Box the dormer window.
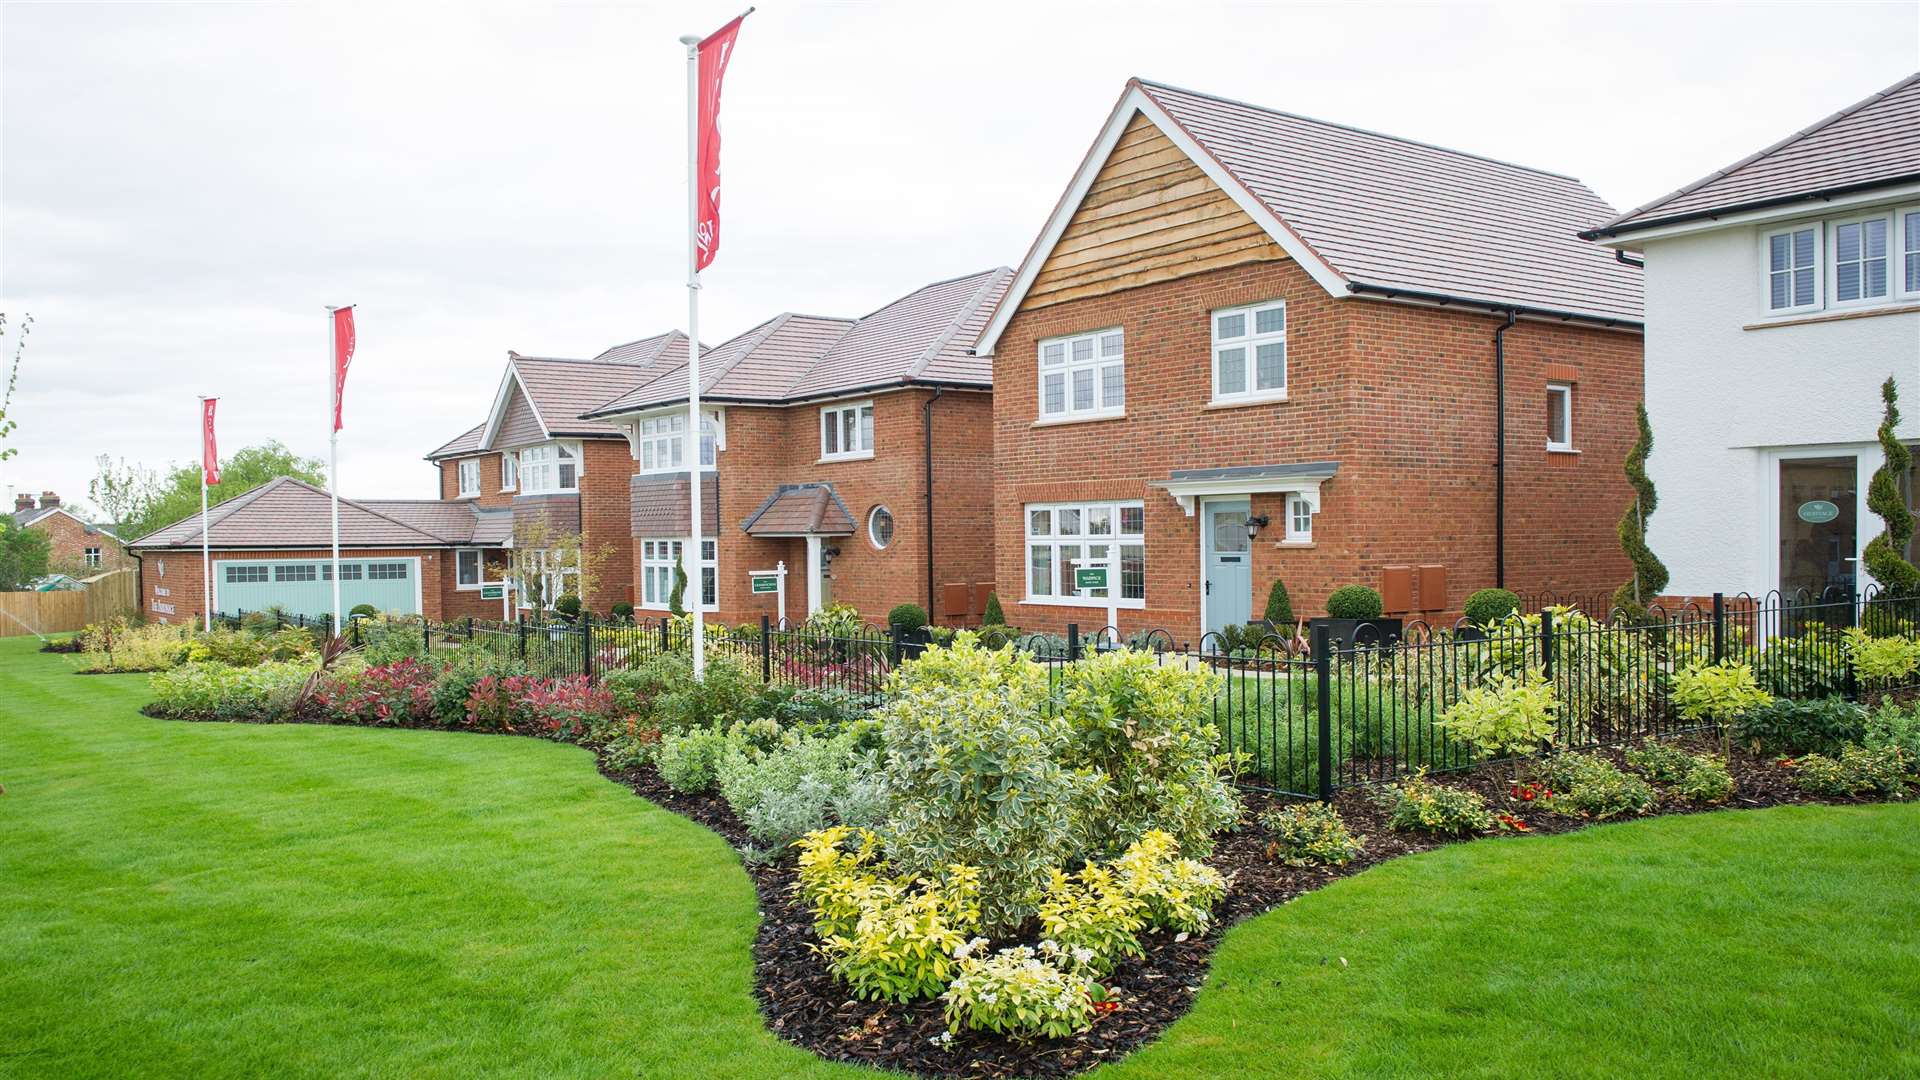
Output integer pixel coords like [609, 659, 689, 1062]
[457, 458, 480, 498]
[520, 441, 580, 494]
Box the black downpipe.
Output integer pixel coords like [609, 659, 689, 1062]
[1493, 310, 1517, 588]
[1614, 250, 1645, 269]
[923, 387, 944, 618]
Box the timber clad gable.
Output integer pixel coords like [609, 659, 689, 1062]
[1027, 116, 1289, 309]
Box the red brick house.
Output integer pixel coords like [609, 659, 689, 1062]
[127, 477, 512, 625]
[581, 269, 1011, 627]
[12, 491, 131, 576]
[974, 80, 1645, 641]
[424, 332, 695, 616]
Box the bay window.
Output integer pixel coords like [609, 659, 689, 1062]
[821, 401, 875, 459]
[640, 538, 717, 610]
[1037, 328, 1124, 421]
[519, 441, 580, 494]
[1211, 300, 1287, 402]
[1024, 500, 1145, 607]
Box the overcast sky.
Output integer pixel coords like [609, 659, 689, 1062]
[2, 1, 1916, 519]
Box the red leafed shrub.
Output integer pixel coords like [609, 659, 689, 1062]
[524, 675, 616, 740]
[464, 675, 543, 733]
[316, 658, 437, 726]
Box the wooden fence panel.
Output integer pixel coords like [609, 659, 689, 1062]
[0, 570, 136, 637]
[83, 569, 138, 624]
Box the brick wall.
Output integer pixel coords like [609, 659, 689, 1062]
[28, 512, 134, 575]
[991, 258, 1642, 641]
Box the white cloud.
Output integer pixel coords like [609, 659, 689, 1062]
[2, 0, 1914, 516]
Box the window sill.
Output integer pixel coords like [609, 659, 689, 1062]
[455, 493, 480, 501]
[1032, 412, 1127, 429]
[817, 451, 875, 464]
[1206, 393, 1289, 410]
[1745, 301, 1920, 330]
[1018, 596, 1146, 610]
[454, 584, 484, 592]
[1547, 446, 1580, 455]
[1274, 540, 1315, 549]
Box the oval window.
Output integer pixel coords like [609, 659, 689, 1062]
[868, 505, 895, 550]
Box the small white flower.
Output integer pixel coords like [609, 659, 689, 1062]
[1072, 946, 1095, 965]
[930, 1032, 955, 1049]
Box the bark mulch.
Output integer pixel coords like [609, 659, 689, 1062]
[599, 736, 1902, 1080]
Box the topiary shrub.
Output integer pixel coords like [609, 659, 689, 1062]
[1864, 377, 1920, 598]
[886, 603, 928, 633]
[552, 593, 582, 623]
[1263, 578, 1295, 627]
[1613, 402, 1670, 617]
[669, 554, 688, 617]
[349, 603, 379, 619]
[610, 601, 634, 622]
[982, 591, 1006, 627]
[1462, 588, 1522, 626]
[1324, 585, 1384, 621]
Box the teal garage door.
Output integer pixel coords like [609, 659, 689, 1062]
[213, 558, 421, 619]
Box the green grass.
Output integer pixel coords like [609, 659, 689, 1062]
[2, 636, 1916, 1079]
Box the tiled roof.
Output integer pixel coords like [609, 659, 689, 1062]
[739, 483, 855, 536]
[591, 330, 693, 366]
[426, 423, 484, 461]
[582, 269, 1012, 420]
[630, 472, 720, 536]
[1133, 80, 1642, 324]
[129, 477, 509, 550]
[1589, 71, 1920, 238]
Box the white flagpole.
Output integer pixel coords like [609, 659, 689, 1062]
[680, 32, 707, 680]
[198, 396, 211, 632]
[327, 305, 342, 633]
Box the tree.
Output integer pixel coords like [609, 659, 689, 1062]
[1612, 402, 1669, 618]
[506, 515, 608, 617]
[982, 591, 1006, 626]
[1262, 577, 1295, 627]
[118, 441, 325, 540]
[0, 521, 51, 590]
[88, 455, 161, 530]
[0, 312, 30, 463]
[1864, 377, 1920, 598]
[668, 551, 688, 617]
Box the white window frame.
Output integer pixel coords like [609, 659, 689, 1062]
[1022, 500, 1146, 609]
[1828, 211, 1894, 308]
[1546, 382, 1574, 452]
[1761, 222, 1822, 316]
[820, 401, 876, 461]
[518, 440, 582, 494]
[1210, 300, 1288, 404]
[1897, 206, 1920, 300]
[1284, 495, 1314, 543]
[83, 547, 102, 569]
[500, 450, 517, 492]
[455, 549, 483, 590]
[635, 409, 721, 474]
[638, 537, 717, 611]
[457, 458, 481, 498]
[867, 505, 894, 550]
[1036, 327, 1125, 422]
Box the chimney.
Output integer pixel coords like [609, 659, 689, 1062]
[13, 492, 33, 513]
[39, 491, 61, 510]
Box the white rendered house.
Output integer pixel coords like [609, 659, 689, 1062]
[1585, 72, 1920, 602]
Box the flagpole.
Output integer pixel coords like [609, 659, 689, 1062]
[327, 305, 342, 633]
[198, 396, 211, 633]
[681, 31, 706, 680]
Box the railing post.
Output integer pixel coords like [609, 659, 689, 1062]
[888, 624, 903, 668]
[582, 613, 595, 680]
[760, 614, 772, 683]
[423, 618, 431, 654]
[1067, 623, 1081, 662]
[1314, 622, 1333, 802]
[1711, 592, 1726, 665]
[660, 616, 671, 652]
[1540, 606, 1555, 681]
[517, 613, 528, 660]
[466, 615, 474, 641]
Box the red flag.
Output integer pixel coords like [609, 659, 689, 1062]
[201, 398, 221, 485]
[694, 13, 747, 271]
[332, 306, 356, 432]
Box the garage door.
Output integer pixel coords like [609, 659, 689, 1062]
[213, 558, 421, 620]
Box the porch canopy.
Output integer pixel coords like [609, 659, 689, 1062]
[738, 483, 855, 537]
[1151, 461, 1339, 515]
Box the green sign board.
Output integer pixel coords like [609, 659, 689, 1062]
[1074, 567, 1109, 591]
[480, 584, 504, 600]
[1798, 500, 1840, 524]
[751, 575, 780, 594]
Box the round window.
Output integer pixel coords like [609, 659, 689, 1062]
[868, 505, 895, 550]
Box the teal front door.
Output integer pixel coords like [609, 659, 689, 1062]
[1203, 499, 1252, 637]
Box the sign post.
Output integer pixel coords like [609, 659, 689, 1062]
[486, 575, 515, 620]
[1069, 551, 1120, 647]
[749, 560, 787, 625]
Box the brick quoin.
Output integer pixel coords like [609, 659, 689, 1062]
[991, 258, 1642, 642]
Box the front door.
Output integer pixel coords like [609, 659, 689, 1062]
[1779, 456, 1858, 602]
[1203, 499, 1252, 636]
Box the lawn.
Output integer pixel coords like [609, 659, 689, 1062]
[2, 635, 1916, 1078]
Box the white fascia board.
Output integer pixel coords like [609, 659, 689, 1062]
[478, 364, 549, 451]
[973, 85, 1349, 358]
[1596, 179, 1920, 249]
[1153, 474, 1330, 516]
